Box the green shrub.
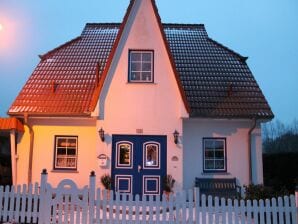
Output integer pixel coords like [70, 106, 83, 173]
[244, 184, 289, 200]
[100, 174, 112, 190]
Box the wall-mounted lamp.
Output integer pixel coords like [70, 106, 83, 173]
[98, 128, 105, 142]
[173, 130, 179, 144]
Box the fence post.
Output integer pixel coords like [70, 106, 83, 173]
[38, 169, 48, 224]
[89, 171, 96, 224]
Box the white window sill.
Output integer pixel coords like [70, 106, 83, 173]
[201, 172, 231, 176]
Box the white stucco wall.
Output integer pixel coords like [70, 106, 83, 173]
[16, 117, 98, 188]
[183, 119, 263, 191]
[96, 0, 188, 191]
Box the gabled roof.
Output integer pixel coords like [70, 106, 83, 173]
[8, 4, 273, 119]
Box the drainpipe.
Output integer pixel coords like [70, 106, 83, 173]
[248, 118, 257, 185]
[9, 129, 17, 185]
[24, 113, 34, 185]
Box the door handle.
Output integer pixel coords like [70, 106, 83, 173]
[138, 165, 142, 173]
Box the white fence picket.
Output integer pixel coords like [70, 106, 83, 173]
[289, 195, 296, 224]
[284, 196, 291, 224]
[240, 199, 246, 224]
[32, 183, 39, 223]
[265, 198, 272, 224]
[247, 199, 253, 223]
[260, 199, 265, 224]
[0, 171, 297, 224]
[278, 196, 285, 224]
[272, 197, 278, 224]
[8, 186, 15, 221]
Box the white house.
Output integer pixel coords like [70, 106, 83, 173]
[6, 0, 273, 196]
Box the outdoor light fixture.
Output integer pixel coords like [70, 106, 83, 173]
[173, 130, 179, 144]
[98, 128, 105, 142]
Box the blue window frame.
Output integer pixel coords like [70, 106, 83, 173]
[129, 50, 154, 83]
[203, 138, 227, 172]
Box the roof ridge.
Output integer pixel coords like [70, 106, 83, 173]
[163, 23, 205, 29]
[83, 22, 205, 30]
[207, 37, 248, 62]
[39, 36, 82, 61]
[85, 22, 121, 26]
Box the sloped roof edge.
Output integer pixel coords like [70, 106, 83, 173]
[207, 37, 248, 62]
[151, 0, 191, 113]
[88, 0, 135, 111]
[39, 36, 82, 61]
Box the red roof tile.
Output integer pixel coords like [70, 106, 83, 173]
[0, 118, 24, 132]
[8, 1, 273, 119]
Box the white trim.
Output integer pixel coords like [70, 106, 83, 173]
[143, 175, 160, 195]
[115, 175, 132, 193]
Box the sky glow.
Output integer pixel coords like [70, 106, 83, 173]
[0, 0, 297, 124]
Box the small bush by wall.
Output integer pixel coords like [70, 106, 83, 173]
[263, 152, 298, 194]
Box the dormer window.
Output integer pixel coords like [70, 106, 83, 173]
[129, 50, 154, 83]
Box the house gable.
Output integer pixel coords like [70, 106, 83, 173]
[97, 0, 189, 123]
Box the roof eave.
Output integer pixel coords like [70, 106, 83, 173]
[7, 111, 92, 118]
[189, 113, 274, 120]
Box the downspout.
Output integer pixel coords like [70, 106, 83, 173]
[248, 118, 257, 185]
[24, 113, 34, 185]
[9, 130, 17, 185]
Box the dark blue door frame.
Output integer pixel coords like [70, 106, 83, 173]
[111, 135, 167, 197]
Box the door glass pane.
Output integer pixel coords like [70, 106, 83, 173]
[117, 142, 133, 168]
[144, 143, 159, 168]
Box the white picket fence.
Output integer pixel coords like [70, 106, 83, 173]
[0, 170, 297, 224]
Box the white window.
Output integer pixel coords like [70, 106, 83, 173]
[129, 50, 153, 82]
[54, 136, 78, 170]
[203, 138, 226, 172]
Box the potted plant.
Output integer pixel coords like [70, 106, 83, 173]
[100, 174, 112, 200]
[163, 174, 175, 200]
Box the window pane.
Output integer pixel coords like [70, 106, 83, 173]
[56, 157, 67, 167]
[141, 72, 152, 81]
[119, 144, 131, 165]
[142, 62, 152, 71]
[57, 148, 66, 155]
[145, 144, 159, 167]
[131, 62, 141, 71]
[204, 140, 214, 150]
[205, 160, 214, 169]
[131, 72, 140, 81]
[131, 52, 141, 61]
[214, 140, 224, 150]
[215, 160, 224, 169]
[58, 139, 67, 147]
[67, 158, 76, 167]
[205, 150, 214, 159]
[142, 53, 152, 62]
[214, 150, 224, 159]
[68, 148, 76, 155]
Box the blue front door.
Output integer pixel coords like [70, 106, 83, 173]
[112, 135, 167, 197]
